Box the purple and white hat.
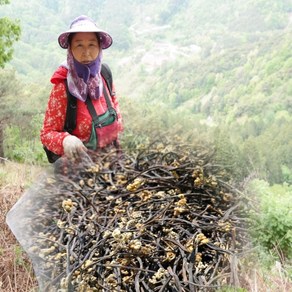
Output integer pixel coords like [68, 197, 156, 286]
[58, 15, 113, 49]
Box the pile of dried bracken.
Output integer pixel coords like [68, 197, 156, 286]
[7, 141, 249, 291]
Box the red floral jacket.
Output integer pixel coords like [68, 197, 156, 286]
[40, 66, 123, 156]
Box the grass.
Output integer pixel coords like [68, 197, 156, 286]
[239, 260, 292, 292]
[0, 161, 41, 292]
[0, 161, 291, 291]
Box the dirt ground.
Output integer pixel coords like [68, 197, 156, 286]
[0, 162, 41, 292]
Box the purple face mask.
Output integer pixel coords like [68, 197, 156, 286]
[73, 55, 101, 83]
[66, 48, 103, 102]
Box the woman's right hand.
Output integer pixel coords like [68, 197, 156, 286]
[63, 135, 87, 159]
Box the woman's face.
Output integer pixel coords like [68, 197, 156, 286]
[70, 32, 100, 64]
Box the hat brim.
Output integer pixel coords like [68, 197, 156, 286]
[58, 28, 113, 50]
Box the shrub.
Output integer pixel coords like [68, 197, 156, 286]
[3, 114, 47, 164]
[247, 179, 292, 260]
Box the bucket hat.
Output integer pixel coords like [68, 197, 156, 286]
[58, 15, 113, 49]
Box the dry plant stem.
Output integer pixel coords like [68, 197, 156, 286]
[8, 143, 250, 291]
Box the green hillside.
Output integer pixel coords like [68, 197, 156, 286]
[1, 1, 292, 289]
[0, 0, 291, 183]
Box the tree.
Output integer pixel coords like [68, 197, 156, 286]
[0, 69, 20, 158]
[0, 0, 21, 68]
[0, 0, 21, 159]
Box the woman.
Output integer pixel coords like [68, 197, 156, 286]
[40, 15, 123, 161]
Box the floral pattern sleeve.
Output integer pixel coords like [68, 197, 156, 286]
[40, 82, 70, 155]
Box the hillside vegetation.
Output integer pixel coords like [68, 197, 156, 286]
[0, 0, 291, 183]
[0, 0, 292, 290]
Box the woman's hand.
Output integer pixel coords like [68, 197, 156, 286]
[63, 135, 87, 158]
